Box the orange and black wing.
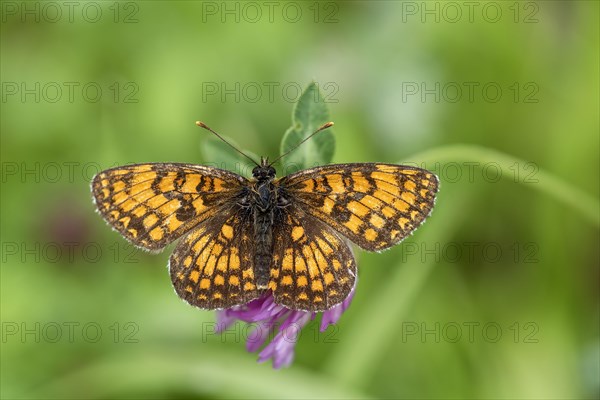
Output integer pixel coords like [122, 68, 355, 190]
[169, 207, 263, 309]
[278, 163, 438, 252]
[91, 163, 247, 251]
[269, 204, 356, 312]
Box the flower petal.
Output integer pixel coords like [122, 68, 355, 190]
[214, 283, 356, 368]
[320, 285, 356, 332]
[246, 321, 275, 352]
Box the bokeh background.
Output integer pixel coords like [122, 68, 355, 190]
[1, 1, 598, 399]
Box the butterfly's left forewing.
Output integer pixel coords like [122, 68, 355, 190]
[92, 163, 247, 251]
[279, 163, 438, 251]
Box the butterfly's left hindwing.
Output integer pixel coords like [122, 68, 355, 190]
[92, 163, 247, 251]
[169, 208, 263, 309]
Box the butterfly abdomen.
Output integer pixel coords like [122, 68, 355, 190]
[254, 210, 273, 288]
[252, 179, 276, 288]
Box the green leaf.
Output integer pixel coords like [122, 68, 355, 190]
[279, 82, 335, 173]
[201, 135, 259, 179]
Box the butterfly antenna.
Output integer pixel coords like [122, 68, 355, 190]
[268, 122, 334, 167]
[196, 121, 259, 167]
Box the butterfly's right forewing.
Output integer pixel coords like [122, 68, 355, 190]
[279, 163, 438, 252]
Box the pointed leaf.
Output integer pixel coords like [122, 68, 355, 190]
[279, 82, 335, 173]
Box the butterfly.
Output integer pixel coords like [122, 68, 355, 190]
[91, 122, 438, 312]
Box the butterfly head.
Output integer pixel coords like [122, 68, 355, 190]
[252, 156, 276, 181]
[196, 120, 333, 182]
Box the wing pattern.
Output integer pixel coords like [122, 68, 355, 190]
[269, 204, 356, 312]
[92, 163, 246, 251]
[169, 207, 263, 309]
[278, 163, 438, 251]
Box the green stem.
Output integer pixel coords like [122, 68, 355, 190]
[324, 144, 599, 390]
[25, 349, 370, 399]
[323, 192, 465, 390]
[405, 144, 599, 227]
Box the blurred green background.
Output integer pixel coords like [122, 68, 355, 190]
[1, 1, 599, 399]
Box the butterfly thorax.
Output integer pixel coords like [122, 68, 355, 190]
[251, 158, 278, 288]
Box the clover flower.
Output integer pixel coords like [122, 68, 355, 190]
[216, 286, 356, 369]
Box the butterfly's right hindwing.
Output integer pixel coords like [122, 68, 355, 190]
[269, 204, 356, 312]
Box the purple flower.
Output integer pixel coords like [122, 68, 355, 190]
[215, 286, 356, 369]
